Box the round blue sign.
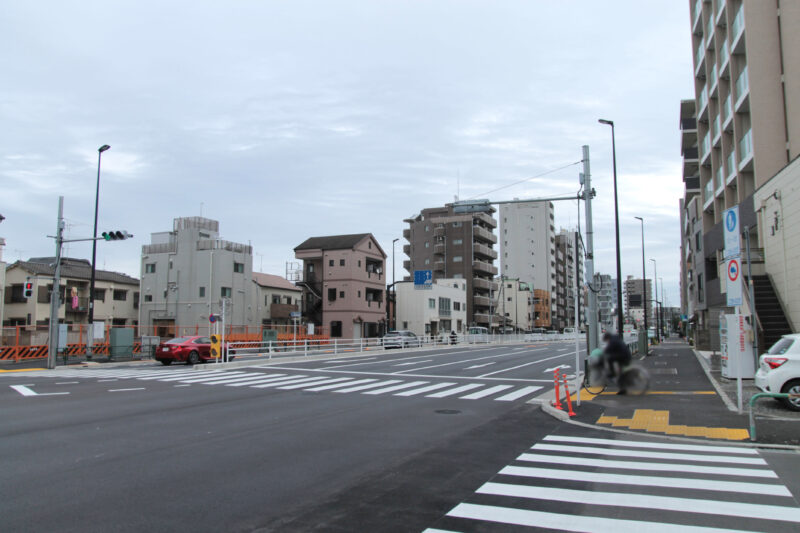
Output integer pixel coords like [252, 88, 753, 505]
[725, 210, 737, 232]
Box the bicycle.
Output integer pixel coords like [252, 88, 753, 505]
[583, 357, 650, 395]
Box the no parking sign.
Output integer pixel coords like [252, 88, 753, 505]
[726, 257, 742, 306]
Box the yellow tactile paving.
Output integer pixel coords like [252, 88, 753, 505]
[596, 409, 749, 441]
[0, 368, 46, 372]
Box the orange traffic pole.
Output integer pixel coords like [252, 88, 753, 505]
[562, 374, 576, 417]
[553, 369, 563, 410]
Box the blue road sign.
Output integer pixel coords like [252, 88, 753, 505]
[414, 269, 433, 285]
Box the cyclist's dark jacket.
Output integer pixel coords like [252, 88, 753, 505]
[604, 334, 632, 367]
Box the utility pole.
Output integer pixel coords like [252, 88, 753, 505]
[581, 145, 598, 353]
[47, 197, 65, 369]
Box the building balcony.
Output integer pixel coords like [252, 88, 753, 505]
[65, 297, 89, 314]
[403, 260, 411, 272]
[735, 66, 749, 111]
[703, 180, 714, 211]
[434, 243, 445, 255]
[472, 277, 498, 292]
[694, 43, 706, 78]
[719, 41, 730, 78]
[402, 244, 411, 255]
[472, 260, 497, 276]
[715, 167, 725, 196]
[473, 211, 497, 228]
[726, 152, 737, 184]
[473, 313, 492, 325]
[403, 228, 411, 240]
[722, 94, 733, 131]
[473, 242, 497, 260]
[473, 296, 493, 308]
[712, 115, 721, 146]
[472, 225, 497, 244]
[439, 308, 452, 318]
[700, 132, 711, 166]
[433, 226, 445, 238]
[433, 260, 445, 272]
[731, 5, 745, 53]
[692, 0, 703, 34]
[705, 16, 715, 49]
[738, 129, 753, 172]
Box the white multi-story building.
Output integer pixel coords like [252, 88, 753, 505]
[395, 278, 468, 337]
[251, 272, 302, 328]
[139, 216, 253, 337]
[495, 278, 533, 332]
[499, 200, 556, 327]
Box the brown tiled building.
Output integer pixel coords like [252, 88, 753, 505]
[403, 201, 498, 329]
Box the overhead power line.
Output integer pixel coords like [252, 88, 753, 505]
[466, 160, 583, 200]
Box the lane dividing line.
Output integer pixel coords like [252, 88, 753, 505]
[10, 385, 70, 397]
[108, 388, 146, 392]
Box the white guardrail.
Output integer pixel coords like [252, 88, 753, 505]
[226, 332, 585, 360]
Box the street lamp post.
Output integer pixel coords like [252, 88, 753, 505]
[88, 144, 110, 358]
[598, 119, 624, 335]
[392, 237, 399, 331]
[650, 258, 660, 343]
[634, 217, 648, 344]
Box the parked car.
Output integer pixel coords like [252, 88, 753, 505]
[155, 335, 234, 365]
[382, 330, 421, 349]
[755, 333, 800, 411]
[466, 326, 489, 343]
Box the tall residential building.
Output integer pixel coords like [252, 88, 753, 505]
[403, 200, 498, 329]
[139, 216, 253, 337]
[495, 278, 533, 332]
[499, 201, 556, 324]
[553, 229, 583, 331]
[685, 0, 800, 349]
[623, 276, 653, 328]
[594, 273, 616, 332]
[294, 233, 387, 339]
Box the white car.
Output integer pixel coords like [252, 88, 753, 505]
[754, 333, 800, 411]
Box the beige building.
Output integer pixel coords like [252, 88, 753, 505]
[294, 233, 387, 339]
[3, 258, 139, 343]
[395, 278, 468, 336]
[683, 0, 800, 349]
[252, 272, 302, 328]
[495, 278, 533, 333]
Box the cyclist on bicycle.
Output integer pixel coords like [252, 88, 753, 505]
[602, 332, 632, 394]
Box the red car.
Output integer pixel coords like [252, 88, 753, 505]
[155, 336, 234, 365]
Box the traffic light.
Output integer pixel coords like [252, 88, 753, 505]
[210, 334, 221, 359]
[23, 280, 33, 299]
[102, 230, 133, 241]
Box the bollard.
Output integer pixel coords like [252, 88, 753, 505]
[562, 374, 576, 417]
[749, 392, 800, 441]
[553, 369, 563, 410]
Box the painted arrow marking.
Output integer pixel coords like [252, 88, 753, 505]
[394, 360, 433, 366]
[545, 364, 571, 373]
[10, 385, 70, 397]
[465, 362, 496, 369]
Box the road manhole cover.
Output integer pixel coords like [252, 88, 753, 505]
[435, 409, 461, 415]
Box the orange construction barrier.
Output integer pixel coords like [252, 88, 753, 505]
[552, 369, 563, 410]
[562, 374, 576, 417]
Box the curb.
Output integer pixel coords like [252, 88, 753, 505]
[692, 347, 739, 412]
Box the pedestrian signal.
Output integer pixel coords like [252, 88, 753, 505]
[210, 334, 221, 358]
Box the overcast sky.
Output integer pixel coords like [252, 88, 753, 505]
[1, 1, 692, 308]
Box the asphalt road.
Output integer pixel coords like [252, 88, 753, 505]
[3, 340, 799, 532]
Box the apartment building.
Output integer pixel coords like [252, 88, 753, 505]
[3, 257, 139, 329]
[403, 200, 498, 329]
[684, 0, 800, 348]
[294, 233, 387, 339]
[623, 276, 653, 329]
[139, 216, 253, 337]
[251, 272, 302, 328]
[553, 229, 583, 331]
[395, 278, 468, 336]
[594, 273, 617, 332]
[498, 201, 556, 326]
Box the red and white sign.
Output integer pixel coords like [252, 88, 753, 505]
[726, 258, 742, 306]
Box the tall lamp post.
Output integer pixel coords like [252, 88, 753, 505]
[634, 217, 648, 343]
[391, 237, 399, 331]
[650, 258, 660, 343]
[598, 119, 624, 335]
[88, 144, 110, 357]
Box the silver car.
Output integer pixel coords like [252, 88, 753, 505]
[383, 330, 421, 349]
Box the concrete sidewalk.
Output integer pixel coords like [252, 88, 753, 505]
[543, 338, 800, 447]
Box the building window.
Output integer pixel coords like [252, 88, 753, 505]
[272, 295, 281, 304]
[340, 259, 345, 266]
[221, 287, 232, 298]
[234, 262, 244, 273]
[425, 225, 429, 232]
[428, 298, 436, 309]
[331, 321, 343, 337]
[424, 258, 430, 265]
[329, 259, 334, 267]
[93, 289, 105, 302]
[199, 287, 205, 298]
[328, 288, 337, 301]
[169, 260, 173, 270]
[358, 260, 362, 267]
[453, 222, 461, 227]
[358, 291, 361, 298]
[453, 256, 463, 262]
[425, 242, 430, 248]
[113, 290, 127, 301]
[144, 294, 153, 302]
[339, 291, 345, 298]
[402, 321, 408, 329]
[145, 263, 156, 273]
[453, 239, 462, 245]
[454, 302, 461, 311]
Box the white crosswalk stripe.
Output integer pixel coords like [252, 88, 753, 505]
[22, 368, 544, 403]
[428, 433, 800, 532]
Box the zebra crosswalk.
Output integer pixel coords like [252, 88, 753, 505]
[37, 367, 544, 403]
[425, 434, 800, 532]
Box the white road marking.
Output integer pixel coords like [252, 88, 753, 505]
[516, 453, 776, 478]
[305, 378, 374, 392]
[394, 382, 457, 396]
[460, 385, 514, 399]
[251, 376, 335, 389]
[174, 384, 191, 387]
[499, 465, 792, 496]
[10, 385, 70, 397]
[278, 377, 353, 390]
[426, 383, 484, 398]
[494, 386, 543, 401]
[55, 381, 80, 385]
[170, 372, 252, 383]
[477, 481, 800, 523]
[198, 374, 281, 385]
[477, 352, 575, 378]
[225, 374, 295, 387]
[465, 362, 495, 369]
[531, 443, 766, 465]
[108, 388, 145, 392]
[334, 380, 402, 393]
[544, 364, 570, 373]
[97, 379, 118, 382]
[393, 360, 433, 366]
[448, 502, 751, 533]
[543, 435, 759, 454]
[363, 381, 429, 395]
